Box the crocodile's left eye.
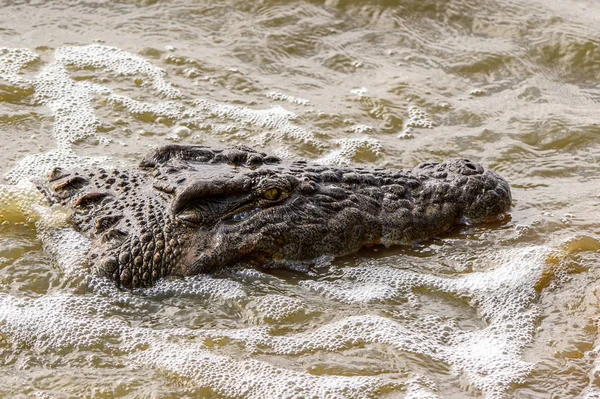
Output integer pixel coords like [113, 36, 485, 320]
[178, 207, 204, 225]
[263, 188, 280, 200]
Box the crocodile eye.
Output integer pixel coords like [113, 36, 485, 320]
[178, 208, 203, 225]
[263, 188, 280, 200]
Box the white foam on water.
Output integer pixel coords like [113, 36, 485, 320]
[34, 60, 104, 146]
[142, 274, 247, 301]
[271, 145, 295, 160]
[36, 44, 180, 149]
[316, 137, 382, 166]
[164, 250, 546, 397]
[133, 343, 395, 399]
[405, 386, 442, 399]
[249, 294, 307, 322]
[197, 314, 442, 358]
[55, 45, 181, 99]
[41, 227, 90, 278]
[193, 99, 317, 145]
[303, 279, 396, 303]
[107, 93, 320, 149]
[266, 91, 310, 106]
[346, 124, 375, 134]
[0, 291, 394, 398]
[401, 106, 434, 137]
[405, 376, 442, 399]
[300, 247, 549, 398]
[0, 294, 121, 352]
[107, 94, 186, 120]
[5, 148, 109, 184]
[406, 106, 433, 128]
[0, 47, 38, 87]
[0, 291, 205, 356]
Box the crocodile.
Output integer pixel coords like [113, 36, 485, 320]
[37, 145, 512, 289]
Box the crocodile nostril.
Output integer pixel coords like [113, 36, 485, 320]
[465, 163, 476, 170]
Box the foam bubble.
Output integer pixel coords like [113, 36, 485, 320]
[55, 45, 181, 99]
[583, 311, 600, 397]
[405, 376, 442, 399]
[142, 274, 247, 301]
[221, 314, 441, 357]
[0, 294, 122, 352]
[303, 279, 396, 303]
[345, 124, 375, 134]
[316, 137, 382, 166]
[194, 99, 317, 145]
[0, 47, 38, 87]
[266, 91, 310, 106]
[271, 146, 295, 159]
[406, 386, 442, 399]
[41, 228, 90, 279]
[34, 61, 103, 146]
[107, 94, 186, 120]
[249, 294, 307, 322]
[401, 106, 434, 137]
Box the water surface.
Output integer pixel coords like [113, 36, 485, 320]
[1, 0, 599, 398]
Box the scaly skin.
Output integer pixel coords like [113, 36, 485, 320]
[36, 145, 512, 289]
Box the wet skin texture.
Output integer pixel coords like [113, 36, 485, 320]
[37, 145, 512, 289]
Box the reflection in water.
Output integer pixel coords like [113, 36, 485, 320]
[0, 0, 599, 397]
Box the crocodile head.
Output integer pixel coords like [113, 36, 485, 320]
[38, 145, 511, 288]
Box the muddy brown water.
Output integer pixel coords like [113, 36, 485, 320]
[0, 0, 599, 398]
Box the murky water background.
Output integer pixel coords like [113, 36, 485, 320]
[0, 0, 599, 398]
